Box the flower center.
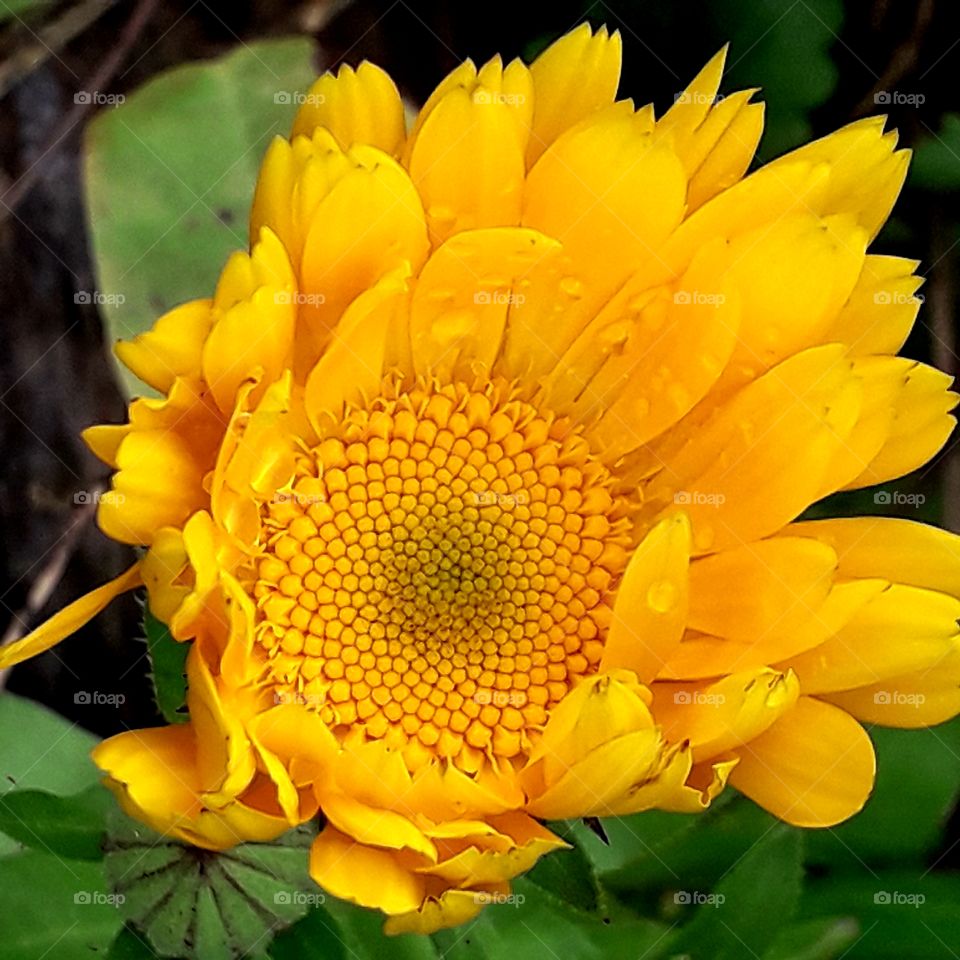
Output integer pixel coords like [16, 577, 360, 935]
[253, 380, 633, 771]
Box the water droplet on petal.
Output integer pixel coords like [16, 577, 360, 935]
[560, 276, 584, 299]
[646, 579, 677, 614]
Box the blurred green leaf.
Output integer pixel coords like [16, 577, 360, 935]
[526, 821, 600, 911]
[708, 0, 843, 159]
[0, 692, 101, 856]
[801, 871, 960, 959]
[323, 898, 438, 960]
[0, 0, 56, 24]
[762, 917, 860, 960]
[104, 812, 319, 959]
[108, 926, 163, 959]
[0, 784, 112, 860]
[432, 878, 673, 960]
[669, 826, 804, 960]
[144, 608, 189, 724]
[84, 37, 317, 394]
[0, 849, 124, 959]
[599, 797, 778, 902]
[910, 114, 960, 191]
[806, 720, 960, 869]
[268, 904, 348, 960]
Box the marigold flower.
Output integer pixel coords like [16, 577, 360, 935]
[3, 23, 959, 934]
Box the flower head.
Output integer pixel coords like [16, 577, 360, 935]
[4, 23, 959, 934]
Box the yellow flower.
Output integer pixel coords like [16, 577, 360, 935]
[3, 23, 959, 933]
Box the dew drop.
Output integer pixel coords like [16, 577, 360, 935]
[560, 276, 584, 299]
[646, 580, 677, 614]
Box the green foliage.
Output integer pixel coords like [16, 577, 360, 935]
[83, 37, 317, 395]
[144, 608, 189, 724]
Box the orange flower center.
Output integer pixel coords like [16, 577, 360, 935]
[253, 380, 633, 771]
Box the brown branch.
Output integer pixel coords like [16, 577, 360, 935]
[0, 0, 161, 223]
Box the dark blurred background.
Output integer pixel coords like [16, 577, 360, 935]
[0, 0, 957, 744]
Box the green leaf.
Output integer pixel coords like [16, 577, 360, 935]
[144, 608, 189, 724]
[806, 720, 960, 869]
[706, 0, 843, 159]
[910, 115, 960, 192]
[104, 811, 320, 959]
[0, 692, 101, 856]
[109, 926, 163, 959]
[0, 784, 112, 860]
[0, 849, 124, 958]
[433, 878, 674, 960]
[598, 796, 777, 902]
[0, 0, 56, 24]
[669, 825, 804, 960]
[323, 898, 439, 960]
[268, 905, 348, 960]
[800, 871, 960, 959]
[762, 917, 860, 960]
[525, 820, 600, 911]
[83, 37, 318, 394]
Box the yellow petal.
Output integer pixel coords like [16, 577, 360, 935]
[647, 344, 861, 553]
[384, 888, 488, 936]
[309, 827, 426, 914]
[762, 117, 908, 241]
[652, 668, 800, 762]
[687, 536, 837, 644]
[824, 255, 922, 355]
[729, 697, 875, 827]
[408, 57, 528, 246]
[556, 238, 740, 453]
[782, 583, 960, 694]
[663, 755, 739, 813]
[410, 227, 561, 382]
[526, 24, 622, 167]
[601, 513, 691, 681]
[846, 361, 956, 488]
[202, 229, 296, 415]
[140, 527, 191, 624]
[298, 145, 428, 367]
[0, 563, 142, 669]
[788, 516, 960, 596]
[304, 264, 411, 431]
[114, 299, 212, 393]
[321, 792, 437, 860]
[290, 61, 405, 155]
[522, 107, 685, 303]
[824, 642, 960, 729]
